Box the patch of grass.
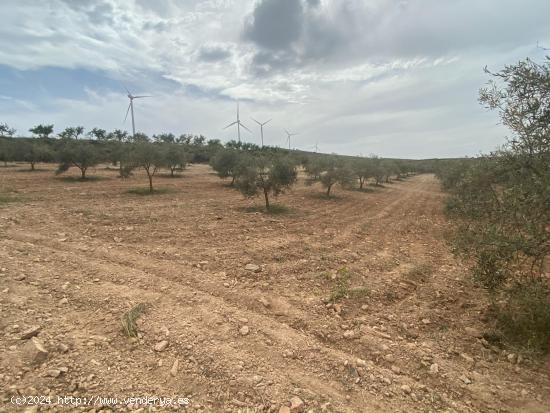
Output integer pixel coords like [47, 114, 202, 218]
[241, 203, 292, 215]
[349, 286, 370, 299]
[497, 281, 550, 354]
[329, 268, 351, 302]
[121, 303, 146, 338]
[406, 263, 434, 283]
[127, 187, 174, 195]
[55, 175, 108, 182]
[0, 194, 18, 205]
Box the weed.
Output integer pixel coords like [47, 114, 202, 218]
[127, 187, 173, 195]
[121, 303, 146, 338]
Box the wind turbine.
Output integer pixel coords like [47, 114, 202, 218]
[251, 117, 272, 147]
[223, 102, 251, 143]
[284, 129, 299, 150]
[124, 87, 151, 138]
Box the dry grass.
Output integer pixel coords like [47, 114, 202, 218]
[121, 303, 146, 338]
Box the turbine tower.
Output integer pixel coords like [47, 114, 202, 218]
[124, 88, 151, 138]
[251, 117, 272, 147]
[223, 102, 251, 143]
[285, 129, 299, 150]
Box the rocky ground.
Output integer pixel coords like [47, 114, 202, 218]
[0, 163, 549, 413]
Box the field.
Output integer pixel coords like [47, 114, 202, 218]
[1, 164, 549, 413]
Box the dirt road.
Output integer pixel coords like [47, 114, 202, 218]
[1, 164, 549, 412]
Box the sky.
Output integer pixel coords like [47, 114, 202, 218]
[0, 0, 549, 159]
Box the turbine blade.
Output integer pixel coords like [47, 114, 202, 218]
[133, 95, 151, 98]
[123, 84, 131, 95]
[223, 121, 238, 130]
[251, 118, 261, 126]
[263, 119, 272, 126]
[123, 103, 131, 123]
[239, 122, 252, 133]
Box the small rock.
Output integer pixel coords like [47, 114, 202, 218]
[429, 363, 439, 375]
[170, 359, 179, 376]
[401, 385, 412, 394]
[239, 326, 250, 336]
[507, 353, 517, 364]
[259, 297, 270, 308]
[391, 365, 401, 375]
[245, 264, 261, 273]
[343, 330, 355, 339]
[20, 326, 41, 340]
[289, 396, 304, 413]
[15, 274, 26, 281]
[23, 337, 48, 365]
[154, 340, 169, 352]
[421, 319, 431, 325]
[24, 407, 38, 413]
[460, 375, 472, 384]
[465, 327, 483, 338]
[46, 369, 61, 378]
[59, 297, 68, 305]
[279, 407, 291, 413]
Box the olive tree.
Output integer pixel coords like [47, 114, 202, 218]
[15, 141, 53, 170]
[210, 149, 243, 185]
[58, 126, 85, 140]
[56, 140, 103, 179]
[352, 158, 374, 189]
[236, 156, 297, 210]
[308, 156, 354, 197]
[0, 138, 14, 166]
[29, 124, 54, 139]
[446, 57, 550, 352]
[161, 143, 188, 177]
[0, 123, 16, 137]
[129, 142, 163, 192]
[87, 128, 107, 140]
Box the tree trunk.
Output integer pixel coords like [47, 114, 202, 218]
[30, 162, 35, 171]
[171, 167, 175, 177]
[119, 162, 123, 178]
[230, 175, 236, 186]
[148, 172, 153, 192]
[326, 184, 332, 197]
[264, 188, 270, 210]
[81, 167, 86, 179]
[359, 177, 364, 189]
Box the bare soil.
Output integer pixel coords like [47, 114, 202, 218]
[1, 163, 549, 413]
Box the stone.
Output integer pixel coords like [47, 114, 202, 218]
[465, 327, 483, 338]
[23, 337, 48, 365]
[421, 319, 431, 325]
[170, 359, 179, 376]
[59, 298, 68, 305]
[391, 365, 401, 375]
[245, 264, 261, 273]
[20, 326, 41, 340]
[401, 385, 412, 394]
[343, 330, 355, 339]
[429, 363, 439, 375]
[259, 297, 270, 308]
[279, 407, 291, 413]
[289, 396, 304, 412]
[239, 326, 250, 336]
[460, 375, 472, 384]
[46, 369, 61, 378]
[154, 340, 169, 352]
[24, 407, 38, 413]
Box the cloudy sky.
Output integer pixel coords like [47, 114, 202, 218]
[1, 0, 549, 158]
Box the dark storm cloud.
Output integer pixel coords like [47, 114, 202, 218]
[243, 0, 550, 74]
[197, 45, 232, 62]
[243, 0, 304, 50]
